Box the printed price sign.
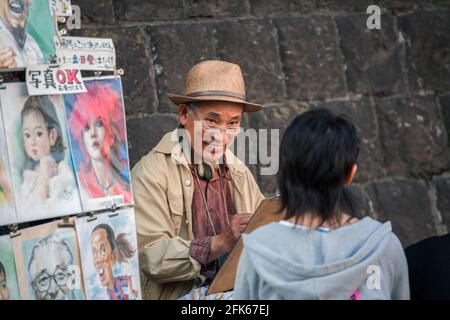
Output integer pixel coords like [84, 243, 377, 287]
[26, 64, 87, 96]
[49, 0, 72, 16]
[55, 36, 116, 71]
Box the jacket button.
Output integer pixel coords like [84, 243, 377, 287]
[185, 180, 191, 186]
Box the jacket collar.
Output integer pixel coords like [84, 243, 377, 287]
[154, 129, 247, 176]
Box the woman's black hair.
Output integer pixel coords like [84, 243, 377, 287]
[277, 108, 361, 226]
[21, 96, 66, 166]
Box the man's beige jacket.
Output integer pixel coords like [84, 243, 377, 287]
[132, 129, 265, 299]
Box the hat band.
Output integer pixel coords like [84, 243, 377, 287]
[187, 90, 246, 101]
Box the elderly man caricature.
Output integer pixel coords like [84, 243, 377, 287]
[27, 235, 77, 300]
[0, 0, 44, 68]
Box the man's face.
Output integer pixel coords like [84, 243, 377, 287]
[0, 0, 31, 29]
[29, 243, 72, 300]
[0, 271, 10, 300]
[91, 229, 115, 288]
[0, 0, 32, 48]
[179, 101, 243, 163]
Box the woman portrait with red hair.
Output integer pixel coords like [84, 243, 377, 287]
[65, 78, 132, 210]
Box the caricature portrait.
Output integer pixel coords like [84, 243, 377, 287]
[27, 234, 76, 300]
[1, 82, 82, 223]
[76, 209, 141, 300]
[0, 235, 20, 300]
[0, 0, 42, 68]
[90, 224, 138, 300]
[65, 78, 133, 211]
[12, 221, 84, 300]
[0, 0, 56, 68]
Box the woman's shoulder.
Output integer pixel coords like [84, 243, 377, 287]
[243, 221, 286, 245]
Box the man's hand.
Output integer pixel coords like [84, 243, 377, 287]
[207, 213, 252, 264]
[0, 47, 17, 69]
[223, 213, 252, 248]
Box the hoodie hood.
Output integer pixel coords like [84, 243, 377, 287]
[241, 217, 395, 299]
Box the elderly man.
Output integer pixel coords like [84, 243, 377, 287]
[132, 60, 265, 300]
[28, 234, 76, 300]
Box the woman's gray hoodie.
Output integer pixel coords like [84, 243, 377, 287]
[234, 217, 410, 300]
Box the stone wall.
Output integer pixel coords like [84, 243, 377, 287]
[72, 0, 450, 247]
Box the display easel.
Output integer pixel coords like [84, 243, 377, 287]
[0, 2, 129, 234]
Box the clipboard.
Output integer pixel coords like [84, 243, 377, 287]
[206, 197, 285, 295]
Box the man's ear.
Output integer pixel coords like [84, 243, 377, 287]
[49, 128, 58, 146]
[344, 164, 358, 186]
[178, 104, 189, 126]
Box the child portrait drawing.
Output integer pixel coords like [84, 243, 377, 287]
[1, 82, 81, 223]
[20, 96, 66, 204]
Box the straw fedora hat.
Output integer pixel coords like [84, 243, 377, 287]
[167, 60, 262, 112]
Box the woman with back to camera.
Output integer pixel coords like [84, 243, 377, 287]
[234, 108, 410, 300]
